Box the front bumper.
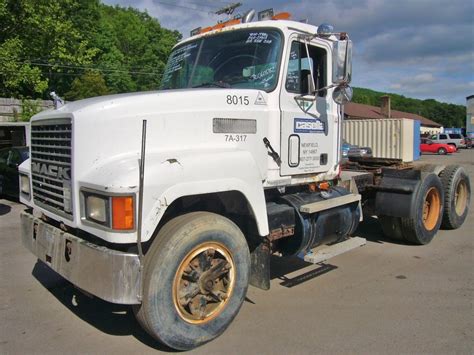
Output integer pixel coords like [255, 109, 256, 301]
[21, 211, 141, 304]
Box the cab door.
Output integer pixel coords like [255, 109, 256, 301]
[279, 36, 337, 176]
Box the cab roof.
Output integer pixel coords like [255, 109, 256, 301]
[177, 20, 321, 48]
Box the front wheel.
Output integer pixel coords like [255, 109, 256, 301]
[134, 212, 250, 350]
[438, 147, 447, 155]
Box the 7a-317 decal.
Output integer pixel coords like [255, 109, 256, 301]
[225, 134, 247, 142]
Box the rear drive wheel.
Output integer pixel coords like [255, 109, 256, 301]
[439, 165, 471, 229]
[400, 173, 444, 245]
[134, 212, 250, 350]
[437, 147, 447, 155]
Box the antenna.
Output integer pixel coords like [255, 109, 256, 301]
[215, 2, 242, 15]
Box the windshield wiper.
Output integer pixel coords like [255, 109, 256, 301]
[192, 81, 231, 88]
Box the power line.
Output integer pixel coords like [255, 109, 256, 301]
[12, 56, 164, 73]
[0, 59, 162, 76]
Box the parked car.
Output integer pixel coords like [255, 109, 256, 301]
[0, 146, 29, 199]
[420, 138, 456, 155]
[341, 139, 372, 159]
[430, 133, 466, 149]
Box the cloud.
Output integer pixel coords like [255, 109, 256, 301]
[102, 0, 474, 104]
[363, 25, 472, 63]
[391, 73, 437, 90]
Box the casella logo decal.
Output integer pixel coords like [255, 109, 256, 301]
[31, 162, 71, 180]
[294, 118, 324, 133]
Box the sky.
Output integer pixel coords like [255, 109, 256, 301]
[103, 0, 474, 105]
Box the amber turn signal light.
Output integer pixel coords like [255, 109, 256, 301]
[112, 196, 134, 230]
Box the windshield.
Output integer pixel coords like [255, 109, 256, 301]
[161, 29, 282, 91]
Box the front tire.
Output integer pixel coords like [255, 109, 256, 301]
[438, 147, 447, 155]
[134, 212, 250, 350]
[439, 166, 470, 229]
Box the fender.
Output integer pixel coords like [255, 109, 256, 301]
[79, 148, 269, 243]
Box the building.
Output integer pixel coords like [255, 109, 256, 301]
[345, 96, 443, 135]
[466, 95, 474, 138]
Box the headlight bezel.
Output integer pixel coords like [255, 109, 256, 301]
[80, 188, 136, 232]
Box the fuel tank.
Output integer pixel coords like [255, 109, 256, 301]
[275, 187, 360, 256]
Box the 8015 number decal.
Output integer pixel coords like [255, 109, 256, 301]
[226, 95, 249, 105]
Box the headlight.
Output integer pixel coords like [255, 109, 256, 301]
[82, 190, 134, 230]
[85, 194, 110, 225]
[20, 174, 31, 198]
[360, 149, 367, 155]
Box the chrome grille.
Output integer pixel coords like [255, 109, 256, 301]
[31, 119, 73, 219]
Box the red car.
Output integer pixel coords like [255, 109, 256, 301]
[420, 138, 456, 155]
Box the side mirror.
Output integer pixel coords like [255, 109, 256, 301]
[332, 39, 352, 84]
[333, 85, 353, 105]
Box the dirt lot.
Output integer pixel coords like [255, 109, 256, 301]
[1, 150, 473, 354]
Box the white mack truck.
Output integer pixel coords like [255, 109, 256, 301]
[18, 9, 470, 350]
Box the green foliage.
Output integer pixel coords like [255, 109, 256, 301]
[0, 0, 181, 100]
[0, 38, 48, 96]
[65, 71, 109, 100]
[19, 98, 41, 122]
[353, 87, 466, 128]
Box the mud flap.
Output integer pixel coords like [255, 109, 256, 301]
[374, 168, 421, 218]
[249, 239, 271, 290]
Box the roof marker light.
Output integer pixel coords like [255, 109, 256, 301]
[200, 26, 213, 34]
[272, 12, 291, 20]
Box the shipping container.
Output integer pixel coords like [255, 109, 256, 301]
[343, 118, 420, 162]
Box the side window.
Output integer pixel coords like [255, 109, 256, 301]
[285, 41, 327, 96]
[439, 134, 448, 139]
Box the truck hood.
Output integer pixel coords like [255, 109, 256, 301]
[32, 89, 271, 120]
[30, 88, 273, 193]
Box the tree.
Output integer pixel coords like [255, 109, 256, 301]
[0, 0, 100, 97]
[65, 71, 109, 100]
[353, 87, 466, 128]
[92, 5, 181, 93]
[0, 0, 181, 99]
[0, 38, 48, 97]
